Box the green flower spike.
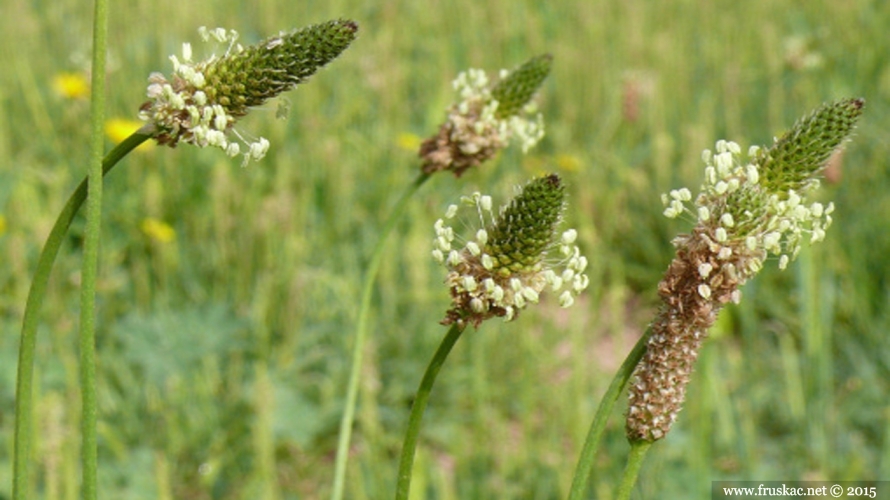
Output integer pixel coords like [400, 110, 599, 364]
[139, 19, 358, 165]
[490, 54, 553, 119]
[756, 97, 865, 194]
[433, 174, 589, 327]
[420, 54, 552, 177]
[626, 98, 864, 443]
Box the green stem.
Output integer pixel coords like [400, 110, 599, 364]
[567, 326, 652, 500]
[331, 173, 432, 500]
[615, 440, 653, 500]
[81, 0, 109, 497]
[394, 322, 466, 500]
[13, 130, 150, 500]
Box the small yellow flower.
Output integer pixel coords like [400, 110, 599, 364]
[0, 214, 7, 235]
[396, 132, 422, 152]
[53, 72, 90, 99]
[140, 217, 176, 243]
[106, 119, 152, 150]
[555, 153, 582, 173]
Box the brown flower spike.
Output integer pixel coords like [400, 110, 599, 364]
[626, 98, 864, 442]
[420, 55, 552, 177]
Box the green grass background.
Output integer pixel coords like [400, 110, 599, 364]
[1, 0, 889, 498]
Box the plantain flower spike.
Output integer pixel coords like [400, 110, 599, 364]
[139, 19, 358, 165]
[433, 174, 589, 328]
[420, 54, 552, 177]
[626, 98, 865, 442]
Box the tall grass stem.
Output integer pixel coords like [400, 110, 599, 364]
[331, 172, 432, 500]
[13, 130, 151, 500]
[567, 326, 651, 500]
[79, 0, 110, 497]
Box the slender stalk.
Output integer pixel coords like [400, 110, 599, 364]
[394, 322, 466, 500]
[13, 130, 150, 500]
[567, 326, 651, 500]
[615, 440, 653, 500]
[80, 0, 110, 497]
[331, 172, 432, 500]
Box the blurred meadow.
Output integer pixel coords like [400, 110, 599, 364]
[1, 0, 889, 498]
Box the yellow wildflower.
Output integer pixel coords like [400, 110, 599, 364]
[106, 119, 152, 150]
[555, 153, 582, 173]
[53, 72, 90, 99]
[396, 132, 422, 152]
[140, 218, 176, 243]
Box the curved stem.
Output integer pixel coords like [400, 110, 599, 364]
[615, 440, 653, 500]
[13, 130, 151, 500]
[80, 1, 110, 497]
[331, 173, 432, 500]
[394, 322, 466, 500]
[566, 326, 652, 500]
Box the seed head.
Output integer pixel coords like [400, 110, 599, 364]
[433, 174, 589, 327]
[419, 55, 552, 177]
[627, 98, 865, 442]
[139, 19, 358, 164]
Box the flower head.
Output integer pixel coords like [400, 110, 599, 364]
[627, 98, 864, 443]
[140, 217, 176, 244]
[419, 54, 552, 177]
[433, 174, 589, 327]
[139, 19, 358, 165]
[53, 72, 90, 99]
[106, 118, 154, 151]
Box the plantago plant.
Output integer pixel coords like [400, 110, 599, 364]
[395, 173, 589, 499]
[435, 175, 588, 327]
[629, 98, 864, 442]
[331, 54, 552, 500]
[419, 54, 551, 177]
[139, 20, 358, 164]
[568, 97, 865, 500]
[13, 19, 357, 500]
